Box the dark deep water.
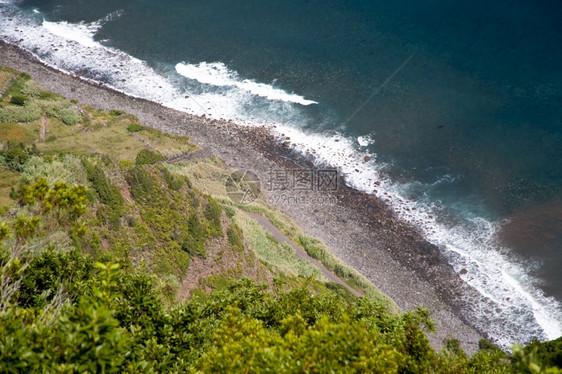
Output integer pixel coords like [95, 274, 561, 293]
[2, 0, 561, 346]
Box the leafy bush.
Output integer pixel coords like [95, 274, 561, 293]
[9, 95, 27, 106]
[109, 109, 125, 116]
[17, 248, 95, 309]
[135, 149, 164, 165]
[127, 123, 143, 132]
[46, 135, 57, 143]
[0, 142, 39, 172]
[521, 337, 562, 368]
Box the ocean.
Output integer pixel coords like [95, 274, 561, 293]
[1, 0, 561, 348]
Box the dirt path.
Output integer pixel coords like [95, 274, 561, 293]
[40, 115, 46, 141]
[246, 212, 363, 297]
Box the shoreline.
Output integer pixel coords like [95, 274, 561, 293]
[0, 40, 485, 352]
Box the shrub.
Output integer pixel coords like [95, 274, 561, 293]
[0, 103, 42, 123]
[227, 224, 244, 252]
[126, 166, 155, 200]
[109, 109, 125, 116]
[21, 81, 42, 98]
[45, 101, 70, 117]
[521, 337, 562, 368]
[45, 135, 57, 143]
[10, 95, 27, 106]
[0, 142, 39, 172]
[20, 155, 86, 187]
[127, 123, 143, 132]
[223, 205, 236, 218]
[59, 108, 80, 125]
[135, 149, 164, 165]
[182, 213, 207, 257]
[82, 159, 124, 229]
[160, 167, 182, 191]
[205, 197, 222, 237]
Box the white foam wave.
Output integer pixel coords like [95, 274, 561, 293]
[0, 8, 178, 104]
[1, 4, 560, 348]
[357, 134, 375, 147]
[175, 62, 317, 106]
[42, 19, 102, 48]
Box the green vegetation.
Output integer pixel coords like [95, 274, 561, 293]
[0, 67, 560, 372]
[9, 95, 26, 106]
[127, 122, 143, 132]
[59, 108, 81, 125]
[0, 102, 42, 123]
[82, 159, 124, 229]
[109, 109, 125, 116]
[297, 234, 375, 294]
[0, 142, 39, 172]
[233, 211, 323, 279]
[135, 148, 165, 165]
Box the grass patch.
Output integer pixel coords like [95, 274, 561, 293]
[234, 212, 321, 279]
[0, 102, 42, 123]
[0, 123, 37, 143]
[297, 234, 397, 309]
[39, 106, 196, 161]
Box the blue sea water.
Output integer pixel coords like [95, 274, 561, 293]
[1, 0, 561, 347]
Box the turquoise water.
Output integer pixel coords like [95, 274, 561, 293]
[1, 0, 561, 345]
